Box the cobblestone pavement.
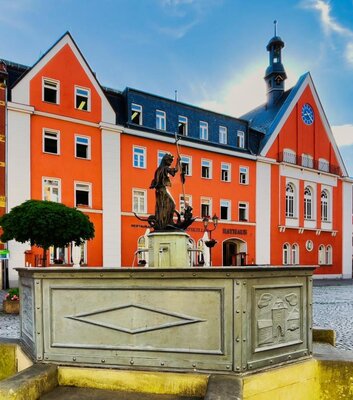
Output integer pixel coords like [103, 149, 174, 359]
[1, 283, 353, 350]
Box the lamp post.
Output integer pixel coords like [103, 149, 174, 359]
[202, 214, 219, 266]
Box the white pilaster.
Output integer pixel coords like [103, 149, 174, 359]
[342, 181, 353, 279]
[256, 161, 271, 265]
[101, 125, 121, 267]
[7, 103, 33, 285]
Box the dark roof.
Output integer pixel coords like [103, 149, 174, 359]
[241, 73, 309, 153]
[0, 60, 29, 100]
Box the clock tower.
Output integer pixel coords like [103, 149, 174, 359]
[264, 21, 287, 108]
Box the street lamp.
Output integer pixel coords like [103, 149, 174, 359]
[202, 214, 219, 266]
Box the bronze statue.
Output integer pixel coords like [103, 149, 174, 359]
[135, 151, 195, 231]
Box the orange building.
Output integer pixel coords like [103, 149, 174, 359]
[1, 32, 352, 286]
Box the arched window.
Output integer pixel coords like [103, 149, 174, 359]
[304, 186, 312, 220]
[292, 244, 299, 265]
[285, 184, 295, 218]
[318, 245, 325, 265]
[326, 245, 332, 265]
[321, 190, 329, 222]
[283, 243, 291, 265]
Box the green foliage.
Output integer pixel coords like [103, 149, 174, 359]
[0, 200, 95, 251]
[5, 288, 19, 301]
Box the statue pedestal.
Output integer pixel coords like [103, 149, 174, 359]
[148, 231, 190, 268]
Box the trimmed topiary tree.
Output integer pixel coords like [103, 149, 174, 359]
[0, 200, 95, 266]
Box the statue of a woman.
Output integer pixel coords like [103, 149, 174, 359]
[149, 153, 180, 230]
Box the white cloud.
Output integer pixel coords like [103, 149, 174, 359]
[332, 124, 353, 147]
[303, 0, 353, 66]
[195, 63, 299, 118]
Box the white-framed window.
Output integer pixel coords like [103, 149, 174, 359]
[200, 121, 208, 140]
[326, 245, 332, 265]
[75, 182, 91, 207]
[237, 131, 245, 148]
[180, 194, 192, 215]
[285, 183, 295, 218]
[157, 150, 167, 166]
[133, 188, 147, 213]
[75, 86, 90, 111]
[181, 155, 192, 176]
[301, 153, 313, 168]
[43, 129, 60, 155]
[238, 202, 248, 221]
[49, 245, 67, 265]
[283, 149, 296, 164]
[220, 199, 231, 220]
[43, 177, 61, 203]
[75, 135, 91, 159]
[178, 116, 188, 136]
[219, 126, 227, 144]
[201, 159, 212, 179]
[283, 243, 291, 265]
[292, 243, 299, 265]
[131, 103, 142, 125]
[221, 163, 231, 182]
[201, 197, 212, 218]
[304, 186, 313, 220]
[133, 146, 146, 168]
[318, 158, 329, 172]
[42, 78, 59, 104]
[239, 166, 249, 185]
[318, 245, 325, 265]
[156, 110, 166, 130]
[321, 190, 329, 222]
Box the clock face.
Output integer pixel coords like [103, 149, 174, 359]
[302, 104, 314, 125]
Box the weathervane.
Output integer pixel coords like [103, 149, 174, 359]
[274, 19, 277, 36]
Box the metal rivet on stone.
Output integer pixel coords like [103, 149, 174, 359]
[226, 273, 230, 277]
[236, 281, 240, 285]
[192, 273, 196, 276]
[161, 362, 165, 366]
[161, 273, 164, 277]
[73, 357, 76, 361]
[226, 365, 230, 369]
[236, 310, 240, 313]
[130, 360, 134, 365]
[101, 359, 105, 363]
[236, 367, 240, 371]
[192, 363, 196, 368]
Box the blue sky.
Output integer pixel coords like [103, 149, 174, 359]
[1, 0, 353, 175]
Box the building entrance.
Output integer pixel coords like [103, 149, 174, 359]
[223, 238, 247, 266]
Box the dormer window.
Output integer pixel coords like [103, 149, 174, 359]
[283, 149, 296, 164]
[318, 158, 329, 172]
[131, 103, 142, 125]
[178, 116, 188, 136]
[301, 154, 313, 168]
[200, 121, 208, 140]
[237, 131, 245, 148]
[43, 78, 59, 104]
[156, 110, 166, 131]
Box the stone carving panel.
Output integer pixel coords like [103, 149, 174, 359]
[21, 281, 34, 341]
[254, 286, 302, 351]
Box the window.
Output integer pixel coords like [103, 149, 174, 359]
[49, 246, 67, 265]
[237, 131, 245, 148]
[131, 103, 142, 125]
[201, 159, 212, 179]
[200, 121, 208, 140]
[157, 151, 167, 166]
[43, 78, 59, 104]
[178, 116, 188, 136]
[318, 158, 329, 172]
[220, 200, 231, 220]
[75, 86, 90, 111]
[283, 243, 290, 265]
[325, 245, 332, 265]
[321, 190, 329, 222]
[133, 189, 147, 213]
[181, 156, 192, 176]
[133, 146, 146, 168]
[43, 178, 60, 202]
[221, 163, 231, 182]
[283, 149, 296, 164]
[219, 126, 227, 144]
[156, 110, 166, 130]
[304, 186, 313, 220]
[239, 166, 249, 184]
[201, 197, 211, 218]
[239, 202, 248, 221]
[292, 244, 299, 265]
[302, 154, 313, 168]
[75, 135, 90, 159]
[180, 194, 192, 215]
[285, 183, 295, 218]
[75, 182, 91, 207]
[43, 129, 59, 154]
[318, 245, 325, 265]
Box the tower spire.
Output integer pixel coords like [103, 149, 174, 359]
[264, 22, 287, 107]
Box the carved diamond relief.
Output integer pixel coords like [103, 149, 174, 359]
[66, 303, 205, 334]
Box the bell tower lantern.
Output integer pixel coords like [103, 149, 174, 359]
[264, 21, 287, 107]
